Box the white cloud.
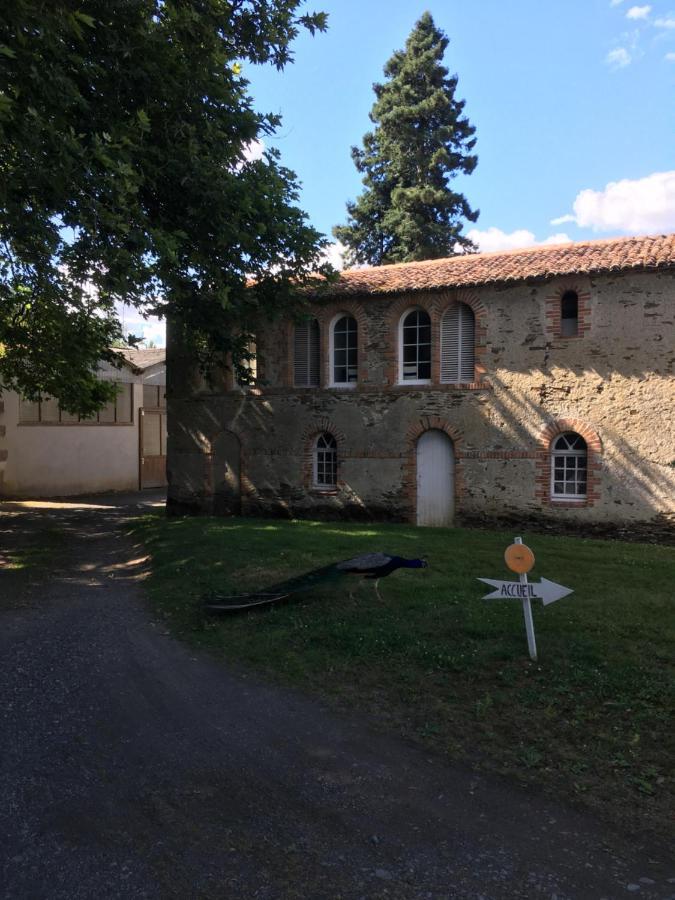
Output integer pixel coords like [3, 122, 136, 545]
[242, 139, 265, 162]
[115, 301, 166, 347]
[610, 0, 625, 6]
[320, 241, 346, 271]
[465, 227, 570, 254]
[551, 171, 675, 234]
[654, 15, 675, 27]
[665, 51, 675, 60]
[606, 46, 632, 67]
[540, 233, 573, 245]
[550, 213, 576, 226]
[626, 4, 651, 18]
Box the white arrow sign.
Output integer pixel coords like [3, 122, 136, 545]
[478, 577, 573, 606]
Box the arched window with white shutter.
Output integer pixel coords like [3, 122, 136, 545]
[294, 318, 320, 387]
[440, 302, 475, 383]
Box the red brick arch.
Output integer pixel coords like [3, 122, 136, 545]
[317, 301, 370, 387]
[301, 418, 347, 491]
[436, 289, 488, 385]
[403, 417, 464, 523]
[545, 279, 592, 339]
[384, 294, 438, 386]
[535, 418, 602, 507]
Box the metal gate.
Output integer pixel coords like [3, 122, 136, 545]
[139, 407, 167, 489]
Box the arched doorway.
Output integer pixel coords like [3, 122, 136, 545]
[416, 430, 455, 526]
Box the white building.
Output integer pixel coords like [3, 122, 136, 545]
[0, 348, 166, 498]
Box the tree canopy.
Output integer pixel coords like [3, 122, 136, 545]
[334, 11, 478, 267]
[0, 1, 328, 414]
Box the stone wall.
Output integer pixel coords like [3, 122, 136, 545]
[167, 270, 675, 529]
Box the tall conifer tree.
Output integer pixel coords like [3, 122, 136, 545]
[334, 12, 478, 266]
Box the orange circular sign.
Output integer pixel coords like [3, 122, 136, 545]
[504, 542, 535, 574]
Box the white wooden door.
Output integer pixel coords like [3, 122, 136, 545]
[416, 430, 454, 526]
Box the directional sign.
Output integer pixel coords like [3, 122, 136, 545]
[478, 577, 573, 606]
[478, 536, 574, 661]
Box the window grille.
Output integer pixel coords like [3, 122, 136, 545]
[561, 291, 579, 337]
[440, 302, 475, 382]
[400, 309, 431, 382]
[314, 433, 337, 488]
[551, 432, 587, 499]
[332, 316, 358, 385]
[294, 319, 320, 387]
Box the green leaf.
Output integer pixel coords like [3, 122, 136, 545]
[136, 108, 150, 131]
[73, 11, 96, 28]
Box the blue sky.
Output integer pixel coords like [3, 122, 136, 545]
[127, 0, 675, 344]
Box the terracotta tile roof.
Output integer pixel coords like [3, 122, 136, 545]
[116, 347, 166, 372]
[316, 234, 675, 298]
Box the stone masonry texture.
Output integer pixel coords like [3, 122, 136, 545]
[166, 267, 675, 531]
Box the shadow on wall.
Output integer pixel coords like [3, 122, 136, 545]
[167, 359, 674, 528]
[476, 369, 675, 523]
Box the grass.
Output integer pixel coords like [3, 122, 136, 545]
[0, 526, 66, 572]
[130, 514, 675, 839]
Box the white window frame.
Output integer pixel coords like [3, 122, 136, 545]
[550, 432, 588, 501]
[440, 302, 475, 383]
[313, 433, 337, 490]
[329, 314, 358, 388]
[293, 319, 320, 388]
[398, 307, 432, 385]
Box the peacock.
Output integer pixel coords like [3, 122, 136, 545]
[204, 552, 428, 613]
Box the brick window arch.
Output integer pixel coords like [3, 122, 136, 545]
[560, 291, 579, 337]
[535, 418, 602, 507]
[314, 433, 337, 489]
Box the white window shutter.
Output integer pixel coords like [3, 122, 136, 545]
[441, 303, 475, 383]
[294, 320, 320, 386]
[459, 303, 475, 382]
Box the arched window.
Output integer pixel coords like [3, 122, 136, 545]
[294, 318, 320, 387]
[314, 433, 337, 489]
[440, 302, 475, 383]
[561, 290, 579, 337]
[551, 432, 587, 499]
[331, 315, 358, 386]
[400, 309, 431, 383]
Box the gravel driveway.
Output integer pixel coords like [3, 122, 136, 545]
[1, 493, 673, 899]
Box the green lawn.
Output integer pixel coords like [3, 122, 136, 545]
[131, 514, 675, 838]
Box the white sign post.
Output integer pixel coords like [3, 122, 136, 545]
[478, 537, 573, 661]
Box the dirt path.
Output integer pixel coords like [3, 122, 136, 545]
[1, 494, 673, 899]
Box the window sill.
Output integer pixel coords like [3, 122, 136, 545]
[311, 487, 339, 496]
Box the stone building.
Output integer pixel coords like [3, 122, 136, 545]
[167, 234, 675, 531]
